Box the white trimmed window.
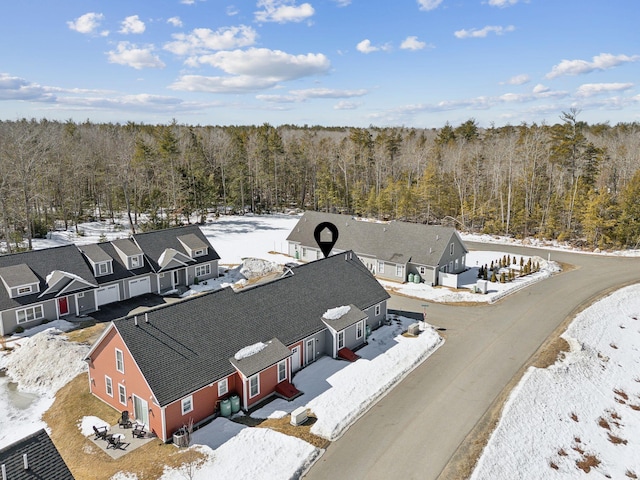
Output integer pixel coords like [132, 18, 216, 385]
[450, 243, 455, 255]
[249, 375, 260, 398]
[396, 264, 404, 277]
[16, 305, 44, 324]
[17, 286, 33, 295]
[419, 266, 426, 275]
[118, 384, 127, 406]
[337, 331, 345, 349]
[131, 255, 141, 268]
[105, 376, 113, 397]
[356, 321, 364, 340]
[218, 378, 228, 397]
[375, 304, 381, 316]
[181, 395, 193, 415]
[115, 349, 124, 373]
[195, 263, 211, 277]
[277, 360, 286, 383]
[377, 261, 384, 273]
[98, 262, 109, 275]
[193, 248, 206, 257]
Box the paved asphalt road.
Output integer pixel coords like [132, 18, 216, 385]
[304, 243, 640, 480]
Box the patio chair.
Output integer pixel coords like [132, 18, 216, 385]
[118, 410, 133, 428]
[106, 434, 127, 450]
[132, 423, 146, 439]
[93, 425, 109, 440]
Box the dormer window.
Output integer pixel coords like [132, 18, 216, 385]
[97, 262, 110, 276]
[17, 286, 33, 295]
[193, 248, 206, 257]
[130, 255, 141, 268]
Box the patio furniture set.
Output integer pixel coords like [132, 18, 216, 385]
[92, 411, 147, 450]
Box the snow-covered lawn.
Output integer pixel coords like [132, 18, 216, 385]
[471, 283, 640, 479]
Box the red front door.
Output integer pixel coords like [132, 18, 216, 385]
[58, 297, 69, 316]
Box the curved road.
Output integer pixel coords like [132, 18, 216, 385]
[304, 244, 640, 480]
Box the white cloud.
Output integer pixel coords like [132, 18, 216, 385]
[256, 94, 299, 103]
[334, 101, 360, 110]
[289, 87, 368, 98]
[488, 0, 520, 7]
[119, 15, 145, 35]
[356, 39, 391, 54]
[546, 53, 640, 79]
[503, 74, 530, 85]
[255, 1, 315, 23]
[227, 6, 240, 16]
[165, 25, 257, 56]
[107, 42, 166, 70]
[0, 73, 54, 101]
[170, 48, 330, 93]
[334, 0, 352, 6]
[576, 82, 634, 97]
[532, 83, 549, 94]
[417, 0, 443, 11]
[67, 12, 108, 36]
[454, 25, 515, 39]
[167, 17, 183, 28]
[400, 36, 427, 51]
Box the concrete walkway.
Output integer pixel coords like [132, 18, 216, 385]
[304, 244, 640, 480]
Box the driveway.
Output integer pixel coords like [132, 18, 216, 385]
[304, 244, 640, 480]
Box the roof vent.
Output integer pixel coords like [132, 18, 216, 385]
[23, 453, 29, 470]
[2, 464, 6, 480]
[134, 316, 138, 326]
[145, 312, 149, 323]
[436, 235, 439, 241]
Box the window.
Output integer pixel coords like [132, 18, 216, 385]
[419, 266, 426, 275]
[17, 286, 33, 295]
[105, 376, 113, 397]
[375, 304, 381, 316]
[115, 349, 124, 373]
[193, 248, 206, 257]
[337, 331, 345, 349]
[218, 378, 228, 397]
[449, 261, 453, 272]
[450, 243, 454, 255]
[249, 375, 259, 398]
[77, 292, 85, 298]
[118, 384, 127, 406]
[377, 261, 384, 273]
[16, 305, 44, 324]
[356, 321, 364, 340]
[130, 256, 141, 268]
[396, 264, 404, 278]
[181, 396, 193, 415]
[455, 259, 459, 270]
[195, 263, 211, 277]
[98, 262, 109, 275]
[278, 360, 287, 383]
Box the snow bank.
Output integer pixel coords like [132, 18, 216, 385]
[239, 257, 282, 279]
[160, 428, 320, 480]
[2, 328, 89, 395]
[234, 342, 267, 360]
[471, 284, 640, 479]
[323, 305, 350, 320]
[78, 416, 110, 437]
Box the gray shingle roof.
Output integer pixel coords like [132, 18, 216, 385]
[78, 243, 112, 264]
[111, 238, 143, 257]
[0, 264, 39, 288]
[322, 304, 367, 332]
[0, 429, 74, 480]
[80, 242, 153, 285]
[229, 338, 291, 378]
[132, 225, 220, 272]
[0, 245, 97, 312]
[287, 211, 467, 266]
[112, 251, 389, 406]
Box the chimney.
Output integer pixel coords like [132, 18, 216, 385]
[23, 453, 29, 470]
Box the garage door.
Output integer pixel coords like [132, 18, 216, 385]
[96, 284, 120, 306]
[129, 277, 151, 297]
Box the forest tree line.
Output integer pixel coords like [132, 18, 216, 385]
[1, 110, 640, 253]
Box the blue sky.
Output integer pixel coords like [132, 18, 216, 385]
[1, 0, 638, 128]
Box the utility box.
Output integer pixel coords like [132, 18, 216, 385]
[290, 407, 308, 426]
[476, 280, 488, 294]
[407, 323, 420, 336]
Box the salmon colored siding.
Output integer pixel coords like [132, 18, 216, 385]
[246, 361, 288, 409]
[88, 327, 162, 439]
[164, 373, 241, 441]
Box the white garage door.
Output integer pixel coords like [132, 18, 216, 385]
[129, 277, 151, 297]
[97, 284, 120, 306]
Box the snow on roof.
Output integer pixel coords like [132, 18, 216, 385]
[234, 342, 267, 360]
[323, 305, 351, 320]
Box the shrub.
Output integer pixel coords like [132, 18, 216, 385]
[15, 326, 25, 334]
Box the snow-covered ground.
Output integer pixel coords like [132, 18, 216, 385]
[471, 283, 640, 479]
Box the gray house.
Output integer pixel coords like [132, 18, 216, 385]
[286, 211, 468, 286]
[0, 429, 74, 479]
[0, 245, 97, 336]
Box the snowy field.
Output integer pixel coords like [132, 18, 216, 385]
[471, 283, 640, 479]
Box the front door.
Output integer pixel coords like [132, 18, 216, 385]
[57, 296, 69, 316]
[172, 270, 180, 287]
[133, 394, 149, 427]
[305, 339, 315, 365]
[291, 346, 301, 372]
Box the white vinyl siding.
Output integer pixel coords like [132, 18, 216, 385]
[16, 305, 44, 324]
[118, 384, 127, 406]
[218, 378, 228, 397]
[115, 349, 124, 373]
[105, 376, 113, 397]
[181, 396, 193, 415]
[278, 360, 286, 383]
[195, 263, 211, 277]
[249, 375, 260, 398]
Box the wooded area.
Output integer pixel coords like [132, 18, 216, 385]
[1, 110, 640, 253]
